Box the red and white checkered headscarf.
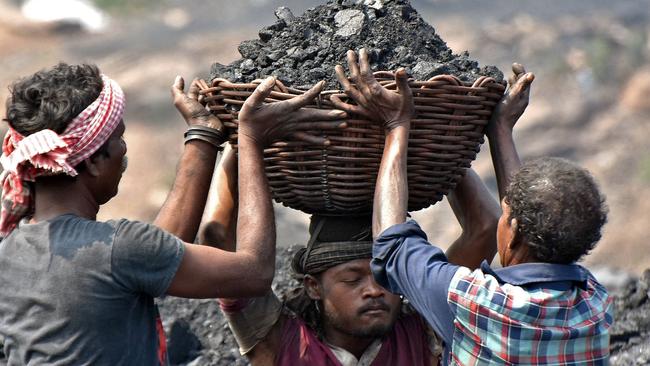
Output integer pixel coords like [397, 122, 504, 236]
[0, 74, 125, 237]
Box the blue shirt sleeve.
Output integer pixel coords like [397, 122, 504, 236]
[370, 220, 459, 345]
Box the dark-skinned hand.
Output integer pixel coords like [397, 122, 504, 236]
[171, 76, 224, 131]
[331, 48, 414, 131]
[238, 77, 347, 146]
[488, 63, 535, 135]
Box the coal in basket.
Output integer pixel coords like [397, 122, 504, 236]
[200, 72, 505, 215]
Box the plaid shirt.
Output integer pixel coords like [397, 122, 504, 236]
[371, 221, 613, 366]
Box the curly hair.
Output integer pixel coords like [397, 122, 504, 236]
[504, 157, 608, 264]
[4, 63, 110, 166]
[5, 63, 103, 135]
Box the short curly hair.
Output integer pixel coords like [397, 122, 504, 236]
[5, 63, 103, 135]
[4, 63, 110, 167]
[504, 158, 608, 264]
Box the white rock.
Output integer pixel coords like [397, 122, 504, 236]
[334, 9, 365, 38]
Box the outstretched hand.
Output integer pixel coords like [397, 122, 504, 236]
[332, 48, 414, 131]
[238, 77, 347, 146]
[171, 76, 224, 131]
[488, 63, 534, 134]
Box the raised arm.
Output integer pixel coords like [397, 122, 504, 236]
[153, 77, 223, 242]
[487, 63, 534, 200]
[330, 49, 414, 238]
[332, 51, 460, 344]
[444, 169, 500, 269]
[199, 144, 238, 251]
[167, 78, 346, 298]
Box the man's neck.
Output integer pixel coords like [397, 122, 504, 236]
[32, 177, 99, 222]
[323, 326, 376, 360]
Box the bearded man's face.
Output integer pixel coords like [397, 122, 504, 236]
[315, 259, 402, 338]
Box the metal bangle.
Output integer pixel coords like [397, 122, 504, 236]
[185, 125, 226, 144]
[184, 134, 224, 151]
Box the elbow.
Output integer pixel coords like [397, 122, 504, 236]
[199, 220, 227, 247]
[470, 217, 498, 246]
[245, 267, 274, 297]
[480, 214, 499, 238]
[237, 251, 275, 297]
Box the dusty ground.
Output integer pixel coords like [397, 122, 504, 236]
[1, 0, 650, 364]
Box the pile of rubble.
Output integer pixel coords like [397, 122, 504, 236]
[609, 270, 650, 365]
[209, 0, 503, 89]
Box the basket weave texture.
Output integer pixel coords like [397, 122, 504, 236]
[202, 72, 505, 215]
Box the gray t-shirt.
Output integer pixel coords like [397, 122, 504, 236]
[0, 214, 185, 365]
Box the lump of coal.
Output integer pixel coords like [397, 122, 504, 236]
[209, 0, 503, 90]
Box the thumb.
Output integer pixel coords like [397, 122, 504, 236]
[171, 75, 185, 98]
[247, 77, 276, 106]
[510, 72, 534, 95]
[395, 68, 411, 96]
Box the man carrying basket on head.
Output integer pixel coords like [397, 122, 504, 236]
[200, 49, 529, 366]
[0, 63, 344, 364]
[367, 46, 613, 365]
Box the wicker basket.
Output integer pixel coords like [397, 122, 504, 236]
[201, 72, 505, 215]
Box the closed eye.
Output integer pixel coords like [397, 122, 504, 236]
[341, 278, 361, 284]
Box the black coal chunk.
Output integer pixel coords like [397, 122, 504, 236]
[209, 0, 503, 89]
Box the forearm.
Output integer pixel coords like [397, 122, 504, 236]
[488, 121, 522, 201]
[199, 145, 238, 251]
[237, 135, 275, 281]
[445, 169, 500, 269]
[154, 141, 218, 242]
[373, 126, 409, 239]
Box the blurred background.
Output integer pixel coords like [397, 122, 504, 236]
[1, 0, 649, 279]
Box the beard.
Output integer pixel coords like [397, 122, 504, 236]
[324, 306, 396, 339]
[120, 156, 128, 173]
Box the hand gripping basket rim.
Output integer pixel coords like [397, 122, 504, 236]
[200, 72, 505, 215]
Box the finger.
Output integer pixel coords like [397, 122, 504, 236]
[330, 94, 373, 119]
[291, 131, 330, 146]
[196, 79, 210, 90]
[283, 81, 325, 110]
[357, 48, 378, 96]
[507, 63, 528, 88]
[247, 77, 276, 106]
[335, 64, 353, 91]
[188, 78, 201, 100]
[292, 120, 348, 130]
[520, 72, 535, 96]
[508, 72, 535, 99]
[514, 72, 535, 91]
[335, 65, 368, 105]
[525, 72, 535, 83]
[171, 75, 185, 98]
[512, 63, 526, 76]
[395, 68, 411, 97]
[292, 108, 347, 122]
[347, 50, 361, 84]
[359, 48, 371, 79]
[508, 74, 517, 88]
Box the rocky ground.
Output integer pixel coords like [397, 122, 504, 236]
[610, 270, 650, 365]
